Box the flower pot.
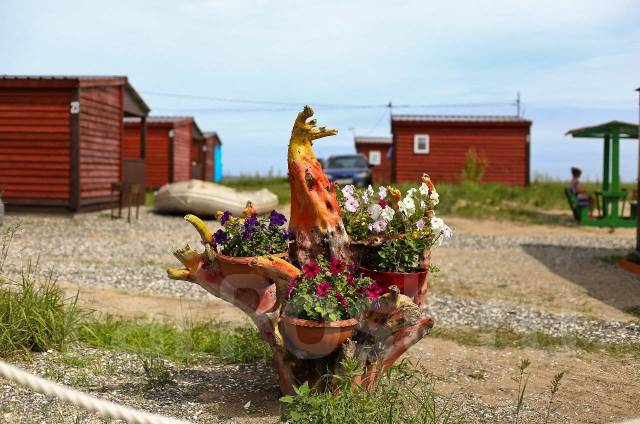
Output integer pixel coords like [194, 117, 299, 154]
[280, 315, 358, 359]
[359, 266, 428, 299]
[617, 259, 640, 275]
[216, 252, 289, 314]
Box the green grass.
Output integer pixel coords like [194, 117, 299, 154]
[432, 325, 640, 356]
[78, 317, 271, 364]
[280, 359, 460, 423]
[222, 174, 291, 205]
[0, 263, 83, 357]
[216, 176, 636, 224]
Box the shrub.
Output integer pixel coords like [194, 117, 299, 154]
[0, 262, 82, 356]
[461, 148, 488, 182]
[280, 359, 459, 423]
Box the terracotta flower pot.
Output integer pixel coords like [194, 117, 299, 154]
[280, 315, 358, 359]
[215, 252, 289, 314]
[359, 266, 428, 299]
[617, 259, 640, 275]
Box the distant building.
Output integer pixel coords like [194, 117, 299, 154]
[391, 115, 532, 186]
[203, 132, 223, 182]
[0, 75, 149, 212]
[124, 116, 204, 189]
[354, 136, 392, 183]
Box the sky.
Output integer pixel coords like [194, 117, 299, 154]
[2, 0, 639, 181]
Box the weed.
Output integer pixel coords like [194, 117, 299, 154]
[138, 354, 175, 386]
[624, 306, 640, 319]
[467, 370, 486, 381]
[543, 371, 565, 424]
[280, 359, 460, 423]
[461, 148, 488, 182]
[513, 358, 531, 424]
[55, 353, 94, 368]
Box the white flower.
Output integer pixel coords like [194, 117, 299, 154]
[419, 183, 429, 196]
[398, 197, 415, 216]
[362, 190, 369, 204]
[378, 186, 387, 199]
[416, 218, 425, 230]
[366, 185, 374, 196]
[368, 204, 382, 220]
[442, 223, 454, 239]
[430, 217, 444, 232]
[380, 206, 395, 222]
[406, 187, 417, 197]
[421, 201, 427, 209]
[345, 197, 359, 213]
[368, 219, 388, 233]
[341, 185, 355, 198]
[430, 191, 440, 206]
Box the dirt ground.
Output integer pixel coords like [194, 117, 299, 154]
[5, 212, 640, 423]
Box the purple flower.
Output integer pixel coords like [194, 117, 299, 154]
[242, 215, 259, 238]
[213, 229, 228, 245]
[303, 262, 320, 278]
[269, 210, 287, 226]
[316, 281, 332, 297]
[284, 229, 294, 240]
[416, 218, 425, 230]
[365, 283, 383, 301]
[220, 211, 232, 226]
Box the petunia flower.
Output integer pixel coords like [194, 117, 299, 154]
[269, 210, 287, 226]
[380, 206, 395, 222]
[345, 196, 360, 213]
[416, 218, 425, 230]
[242, 215, 259, 239]
[341, 185, 355, 198]
[287, 277, 299, 299]
[220, 211, 232, 226]
[335, 290, 349, 309]
[316, 281, 332, 297]
[368, 203, 382, 220]
[430, 191, 440, 206]
[378, 186, 387, 200]
[369, 219, 388, 233]
[303, 261, 321, 278]
[329, 257, 345, 275]
[213, 229, 229, 245]
[419, 183, 429, 196]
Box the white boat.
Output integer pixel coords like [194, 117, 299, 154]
[154, 180, 278, 216]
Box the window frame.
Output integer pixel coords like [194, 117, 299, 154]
[413, 134, 430, 154]
[368, 150, 381, 166]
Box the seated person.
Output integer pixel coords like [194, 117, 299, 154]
[570, 167, 594, 216]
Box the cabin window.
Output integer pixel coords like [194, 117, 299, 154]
[368, 150, 381, 166]
[414, 135, 430, 154]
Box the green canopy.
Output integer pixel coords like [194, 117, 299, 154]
[566, 120, 638, 139]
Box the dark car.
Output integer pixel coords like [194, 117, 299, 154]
[323, 154, 372, 186]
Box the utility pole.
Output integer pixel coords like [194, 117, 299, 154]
[636, 87, 640, 251]
[516, 92, 521, 118]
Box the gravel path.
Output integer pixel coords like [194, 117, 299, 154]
[2, 210, 639, 346]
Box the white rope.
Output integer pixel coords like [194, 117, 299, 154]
[0, 359, 192, 424]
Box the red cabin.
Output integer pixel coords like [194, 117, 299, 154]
[391, 115, 532, 186]
[354, 136, 392, 183]
[0, 75, 149, 212]
[124, 116, 204, 189]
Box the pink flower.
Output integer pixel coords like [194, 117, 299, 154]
[329, 257, 345, 275]
[416, 218, 425, 230]
[316, 281, 332, 297]
[368, 219, 387, 233]
[365, 283, 383, 301]
[379, 199, 388, 208]
[287, 278, 299, 299]
[303, 262, 320, 278]
[335, 290, 349, 309]
[344, 196, 359, 213]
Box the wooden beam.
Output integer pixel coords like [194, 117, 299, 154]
[168, 128, 175, 183]
[140, 116, 147, 159]
[69, 87, 80, 212]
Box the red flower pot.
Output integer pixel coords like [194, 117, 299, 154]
[280, 315, 358, 359]
[617, 259, 640, 275]
[359, 266, 428, 300]
[216, 252, 288, 314]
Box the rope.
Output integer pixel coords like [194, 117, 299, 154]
[0, 359, 192, 424]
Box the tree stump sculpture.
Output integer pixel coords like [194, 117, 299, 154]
[168, 106, 433, 394]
